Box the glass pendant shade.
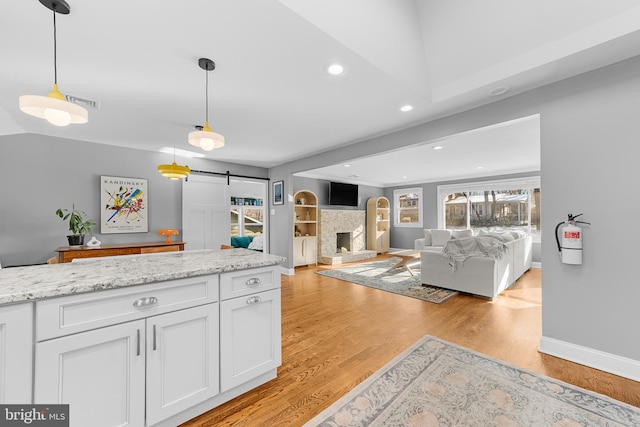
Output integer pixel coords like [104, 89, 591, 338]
[20, 84, 88, 126]
[188, 122, 225, 151]
[190, 58, 224, 151]
[157, 162, 191, 180]
[19, 1, 88, 126]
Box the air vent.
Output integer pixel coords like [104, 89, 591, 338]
[65, 94, 100, 110]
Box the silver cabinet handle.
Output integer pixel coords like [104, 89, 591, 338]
[136, 329, 141, 356]
[246, 296, 262, 304]
[132, 296, 158, 308]
[245, 277, 261, 286]
[153, 324, 157, 351]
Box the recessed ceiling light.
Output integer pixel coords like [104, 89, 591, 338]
[343, 164, 350, 167]
[489, 85, 511, 96]
[160, 147, 205, 158]
[476, 166, 484, 169]
[432, 145, 443, 150]
[400, 105, 413, 112]
[327, 64, 344, 76]
[402, 176, 409, 179]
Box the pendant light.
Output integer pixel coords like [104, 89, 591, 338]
[157, 147, 191, 180]
[188, 58, 224, 151]
[19, 0, 88, 127]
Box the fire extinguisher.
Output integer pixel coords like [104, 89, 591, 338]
[555, 213, 591, 265]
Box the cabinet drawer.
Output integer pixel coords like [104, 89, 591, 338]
[140, 245, 180, 254]
[36, 275, 219, 341]
[220, 266, 280, 300]
[74, 248, 141, 259]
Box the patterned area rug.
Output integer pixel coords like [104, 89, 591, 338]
[316, 257, 457, 304]
[304, 335, 640, 426]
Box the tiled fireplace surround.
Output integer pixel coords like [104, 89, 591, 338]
[318, 209, 377, 265]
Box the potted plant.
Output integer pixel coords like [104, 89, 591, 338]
[55, 204, 96, 246]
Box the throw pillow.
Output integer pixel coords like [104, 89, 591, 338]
[486, 232, 514, 242]
[248, 234, 264, 250]
[452, 229, 473, 239]
[423, 229, 432, 246]
[231, 235, 253, 248]
[510, 230, 525, 239]
[431, 229, 452, 247]
[500, 232, 515, 242]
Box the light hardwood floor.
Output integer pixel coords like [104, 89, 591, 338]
[181, 257, 640, 426]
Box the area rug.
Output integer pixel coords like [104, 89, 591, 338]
[304, 335, 640, 426]
[316, 257, 457, 304]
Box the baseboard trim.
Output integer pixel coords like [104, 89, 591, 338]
[281, 266, 295, 276]
[531, 261, 541, 269]
[539, 336, 640, 382]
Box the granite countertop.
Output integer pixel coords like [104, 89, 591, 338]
[0, 248, 286, 305]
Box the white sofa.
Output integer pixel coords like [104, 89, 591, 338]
[415, 229, 532, 299]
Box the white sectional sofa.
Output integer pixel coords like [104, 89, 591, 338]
[415, 229, 532, 299]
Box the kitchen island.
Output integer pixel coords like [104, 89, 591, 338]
[0, 248, 285, 427]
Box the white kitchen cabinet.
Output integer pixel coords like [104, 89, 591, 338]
[24, 262, 282, 427]
[293, 236, 317, 266]
[220, 288, 281, 391]
[36, 304, 220, 427]
[219, 267, 282, 391]
[146, 304, 219, 426]
[34, 275, 219, 427]
[35, 319, 147, 427]
[0, 303, 33, 404]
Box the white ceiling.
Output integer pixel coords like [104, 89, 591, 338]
[296, 114, 541, 187]
[3, 1, 640, 185]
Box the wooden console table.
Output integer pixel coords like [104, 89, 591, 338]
[55, 241, 185, 263]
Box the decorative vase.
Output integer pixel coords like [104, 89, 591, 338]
[86, 236, 101, 247]
[67, 235, 85, 246]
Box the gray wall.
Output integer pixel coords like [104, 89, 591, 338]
[0, 133, 267, 267]
[384, 171, 541, 263]
[540, 59, 640, 362]
[270, 55, 640, 366]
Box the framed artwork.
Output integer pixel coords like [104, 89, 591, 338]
[100, 176, 148, 234]
[273, 180, 284, 205]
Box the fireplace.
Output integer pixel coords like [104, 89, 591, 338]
[318, 209, 376, 265]
[336, 232, 352, 253]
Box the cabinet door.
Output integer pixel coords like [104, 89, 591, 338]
[377, 231, 390, 253]
[0, 303, 33, 403]
[220, 289, 282, 391]
[293, 237, 305, 266]
[294, 236, 316, 266]
[146, 304, 219, 426]
[35, 320, 146, 427]
[304, 236, 317, 264]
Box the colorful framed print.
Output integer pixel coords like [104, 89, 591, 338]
[100, 176, 148, 233]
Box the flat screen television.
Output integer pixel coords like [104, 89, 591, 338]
[329, 182, 358, 207]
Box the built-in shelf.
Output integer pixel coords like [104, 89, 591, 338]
[367, 197, 390, 254]
[293, 190, 318, 267]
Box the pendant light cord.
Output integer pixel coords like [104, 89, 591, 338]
[52, 8, 58, 85]
[205, 67, 209, 124]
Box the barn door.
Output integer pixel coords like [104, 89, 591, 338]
[182, 175, 230, 250]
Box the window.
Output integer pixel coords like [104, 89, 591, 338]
[394, 187, 423, 227]
[229, 179, 268, 250]
[437, 177, 541, 240]
[230, 198, 264, 237]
